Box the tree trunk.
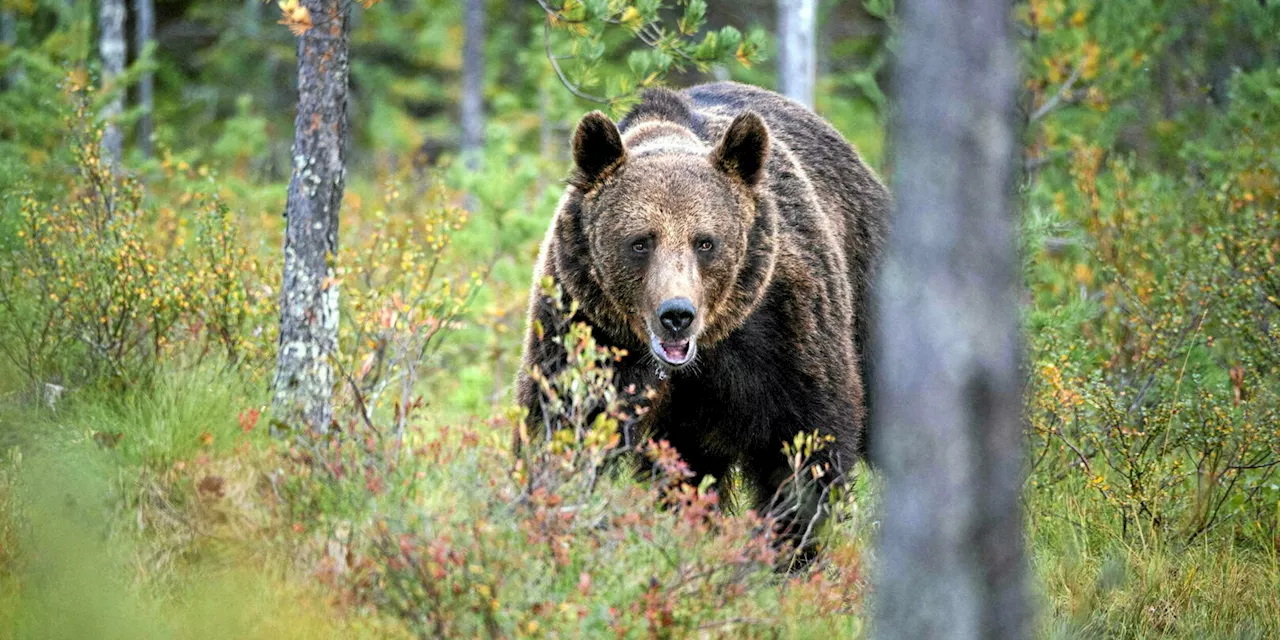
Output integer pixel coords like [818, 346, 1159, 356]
[98, 0, 126, 165]
[872, 0, 1027, 638]
[776, 0, 816, 109]
[134, 0, 154, 158]
[245, 0, 261, 36]
[460, 0, 485, 165]
[272, 0, 350, 434]
[2, 10, 20, 89]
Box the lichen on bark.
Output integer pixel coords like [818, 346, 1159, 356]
[272, 1, 350, 435]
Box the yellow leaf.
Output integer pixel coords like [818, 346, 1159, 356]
[279, 3, 313, 36]
[1073, 263, 1093, 285]
[66, 67, 89, 92]
[620, 7, 643, 29]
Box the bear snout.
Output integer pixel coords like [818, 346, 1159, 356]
[657, 297, 696, 337]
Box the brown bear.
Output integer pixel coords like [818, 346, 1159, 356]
[517, 81, 889, 549]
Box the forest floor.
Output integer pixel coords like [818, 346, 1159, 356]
[1, 358, 1276, 639]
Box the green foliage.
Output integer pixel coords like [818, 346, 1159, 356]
[1009, 4, 1280, 635]
[210, 95, 271, 174]
[1022, 3, 1280, 550]
[533, 0, 765, 113]
[0, 83, 272, 390]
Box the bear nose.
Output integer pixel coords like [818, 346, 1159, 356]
[658, 298, 696, 336]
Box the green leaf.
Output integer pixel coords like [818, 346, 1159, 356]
[679, 0, 707, 35]
[627, 50, 653, 78]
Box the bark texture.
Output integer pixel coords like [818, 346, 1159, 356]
[871, 0, 1027, 638]
[272, 0, 350, 434]
[134, 0, 155, 158]
[99, 0, 126, 164]
[776, 0, 816, 109]
[460, 0, 485, 164]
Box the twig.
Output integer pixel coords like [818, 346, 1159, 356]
[541, 20, 609, 104]
[334, 356, 382, 436]
[1055, 423, 1113, 505]
[1023, 150, 1067, 173]
[696, 617, 776, 631]
[1031, 62, 1084, 123]
[791, 480, 835, 563]
[1226, 459, 1280, 471]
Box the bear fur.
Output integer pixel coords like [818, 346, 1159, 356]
[517, 82, 889, 542]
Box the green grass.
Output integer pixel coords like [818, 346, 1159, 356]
[0, 461, 386, 640]
[1030, 486, 1280, 639]
[0, 360, 268, 461]
[0, 361, 391, 639]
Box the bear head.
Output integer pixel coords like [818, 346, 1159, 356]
[558, 106, 776, 371]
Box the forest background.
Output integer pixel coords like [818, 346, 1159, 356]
[0, 0, 1279, 637]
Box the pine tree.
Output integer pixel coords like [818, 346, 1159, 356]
[272, 0, 351, 434]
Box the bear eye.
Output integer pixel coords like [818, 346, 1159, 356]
[696, 238, 715, 252]
[630, 238, 652, 254]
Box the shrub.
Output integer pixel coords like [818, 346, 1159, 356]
[262, 269, 869, 637]
[0, 80, 271, 392]
[1025, 68, 1280, 546]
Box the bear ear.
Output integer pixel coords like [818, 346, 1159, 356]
[571, 111, 626, 189]
[711, 112, 770, 187]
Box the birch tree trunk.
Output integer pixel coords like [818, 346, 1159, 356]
[98, 0, 126, 165]
[272, 0, 350, 434]
[134, 0, 154, 158]
[872, 0, 1027, 638]
[2, 10, 20, 89]
[776, 0, 816, 109]
[460, 0, 485, 165]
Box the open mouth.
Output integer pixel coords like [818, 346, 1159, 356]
[649, 333, 697, 367]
